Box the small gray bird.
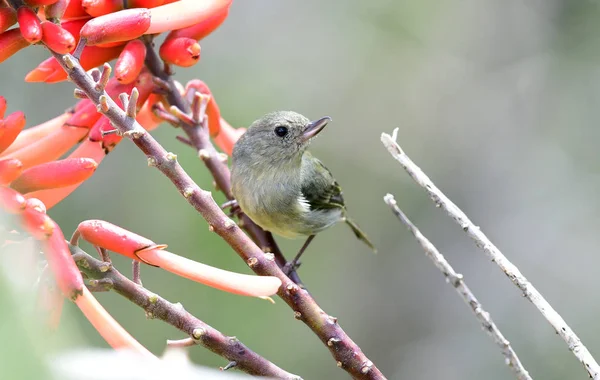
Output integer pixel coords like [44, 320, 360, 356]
[230, 111, 375, 274]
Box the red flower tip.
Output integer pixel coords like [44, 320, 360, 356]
[127, 0, 165, 8]
[63, 0, 88, 19]
[0, 96, 6, 119]
[0, 8, 17, 34]
[165, 0, 231, 41]
[159, 37, 200, 67]
[41, 21, 76, 54]
[10, 157, 98, 194]
[115, 39, 146, 84]
[21, 206, 54, 239]
[0, 158, 24, 186]
[17, 7, 42, 44]
[0, 111, 27, 154]
[81, 8, 151, 46]
[0, 186, 26, 213]
[0, 28, 30, 64]
[146, 0, 232, 35]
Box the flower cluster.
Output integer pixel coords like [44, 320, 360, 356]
[0, 0, 278, 358]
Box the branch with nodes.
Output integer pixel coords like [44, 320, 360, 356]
[48, 46, 385, 379]
[381, 129, 600, 380]
[70, 243, 300, 379]
[140, 37, 305, 288]
[383, 194, 531, 380]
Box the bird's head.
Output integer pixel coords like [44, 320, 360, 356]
[233, 111, 331, 164]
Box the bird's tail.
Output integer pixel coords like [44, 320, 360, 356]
[345, 218, 377, 253]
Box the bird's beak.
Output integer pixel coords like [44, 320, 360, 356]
[302, 116, 331, 142]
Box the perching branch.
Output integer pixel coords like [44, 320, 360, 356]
[381, 129, 600, 380]
[383, 194, 531, 380]
[141, 37, 305, 288]
[50, 50, 385, 379]
[70, 243, 300, 379]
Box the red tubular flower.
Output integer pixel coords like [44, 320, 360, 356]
[1, 113, 70, 156]
[127, 0, 164, 8]
[60, 17, 90, 43]
[185, 80, 221, 136]
[21, 206, 54, 239]
[0, 186, 26, 213]
[10, 157, 98, 194]
[17, 7, 42, 44]
[89, 116, 121, 152]
[159, 37, 200, 67]
[74, 287, 155, 356]
[4, 125, 89, 169]
[26, 139, 105, 209]
[0, 8, 17, 34]
[0, 158, 23, 185]
[0, 111, 26, 154]
[41, 21, 76, 54]
[80, 8, 151, 46]
[146, 0, 231, 35]
[139, 248, 282, 297]
[66, 99, 103, 129]
[114, 39, 146, 84]
[0, 28, 30, 64]
[165, 0, 231, 41]
[82, 0, 124, 17]
[214, 117, 245, 156]
[40, 221, 83, 299]
[136, 93, 164, 131]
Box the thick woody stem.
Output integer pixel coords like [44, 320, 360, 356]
[384, 194, 531, 380]
[51, 51, 385, 379]
[381, 129, 600, 380]
[70, 244, 299, 379]
[141, 38, 305, 287]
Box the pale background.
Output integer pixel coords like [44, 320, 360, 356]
[1, 1, 599, 379]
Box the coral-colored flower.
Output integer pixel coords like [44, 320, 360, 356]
[159, 37, 200, 67]
[214, 117, 246, 156]
[0, 111, 26, 154]
[0, 28, 29, 64]
[40, 21, 76, 53]
[0, 8, 17, 34]
[82, 0, 124, 17]
[146, 0, 232, 35]
[17, 6, 42, 44]
[81, 8, 151, 46]
[1, 113, 70, 156]
[164, 0, 230, 41]
[115, 39, 146, 84]
[10, 157, 98, 194]
[0, 158, 23, 185]
[185, 80, 221, 137]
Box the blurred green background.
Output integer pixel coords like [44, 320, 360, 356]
[2, 0, 600, 379]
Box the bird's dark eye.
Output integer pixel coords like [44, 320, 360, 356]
[274, 126, 288, 137]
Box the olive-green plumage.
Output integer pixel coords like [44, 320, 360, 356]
[230, 111, 375, 255]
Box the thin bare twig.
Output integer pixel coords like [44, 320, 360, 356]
[383, 194, 532, 380]
[50, 50, 385, 379]
[70, 243, 300, 379]
[381, 129, 600, 379]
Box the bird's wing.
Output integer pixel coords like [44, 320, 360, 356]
[300, 154, 345, 211]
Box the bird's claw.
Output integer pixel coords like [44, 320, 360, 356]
[221, 199, 241, 217]
[283, 260, 302, 276]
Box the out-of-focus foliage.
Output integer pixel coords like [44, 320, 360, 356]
[2, 0, 600, 379]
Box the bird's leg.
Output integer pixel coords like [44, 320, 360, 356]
[283, 235, 316, 275]
[221, 199, 241, 217]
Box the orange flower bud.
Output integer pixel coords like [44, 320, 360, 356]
[41, 21, 76, 54]
[0, 186, 26, 213]
[0, 158, 23, 185]
[0, 28, 30, 64]
[146, 0, 231, 35]
[159, 37, 200, 67]
[0, 8, 17, 34]
[0, 111, 26, 154]
[82, 0, 124, 17]
[81, 8, 151, 46]
[165, 0, 230, 41]
[185, 80, 221, 136]
[41, 221, 84, 300]
[11, 157, 98, 194]
[115, 39, 146, 84]
[21, 207, 54, 239]
[17, 7, 42, 44]
[74, 220, 165, 262]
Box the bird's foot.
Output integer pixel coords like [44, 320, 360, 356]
[283, 260, 302, 276]
[221, 199, 241, 217]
